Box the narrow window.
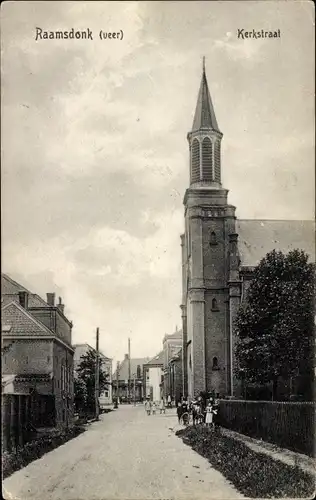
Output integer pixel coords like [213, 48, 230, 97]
[210, 231, 217, 246]
[212, 298, 218, 310]
[214, 141, 221, 182]
[202, 137, 213, 181]
[212, 357, 219, 370]
[191, 139, 200, 183]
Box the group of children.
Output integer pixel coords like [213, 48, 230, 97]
[176, 396, 220, 428]
[144, 399, 166, 416]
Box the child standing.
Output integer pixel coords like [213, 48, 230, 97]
[205, 402, 213, 428]
[152, 401, 156, 415]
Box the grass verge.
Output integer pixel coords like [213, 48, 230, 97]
[176, 426, 315, 498]
[2, 424, 86, 479]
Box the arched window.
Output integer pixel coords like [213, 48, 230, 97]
[210, 231, 217, 246]
[191, 139, 200, 183]
[201, 137, 213, 181]
[212, 357, 219, 370]
[214, 140, 221, 182]
[212, 298, 218, 310]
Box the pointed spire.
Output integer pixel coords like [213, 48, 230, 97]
[192, 57, 220, 133]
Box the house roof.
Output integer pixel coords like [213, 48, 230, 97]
[1, 274, 49, 308]
[1, 301, 54, 337]
[164, 328, 182, 342]
[237, 220, 315, 267]
[145, 350, 164, 366]
[192, 62, 220, 133]
[113, 357, 151, 380]
[73, 343, 111, 364]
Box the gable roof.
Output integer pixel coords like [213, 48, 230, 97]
[1, 274, 49, 308]
[73, 343, 111, 365]
[1, 301, 54, 337]
[145, 350, 164, 366]
[237, 220, 315, 268]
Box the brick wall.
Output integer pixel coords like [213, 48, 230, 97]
[53, 341, 74, 426]
[2, 339, 53, 376]
[204, 292, 228, 395]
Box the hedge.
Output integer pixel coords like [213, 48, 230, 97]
[219, 400, 315, 457]
[2, 424, 85, 479]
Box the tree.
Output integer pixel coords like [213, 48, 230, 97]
[235, 249, 314, 400]
[75, 348, 110, 415]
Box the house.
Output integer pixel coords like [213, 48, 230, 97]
[143, 351, 164, 402]
[112, 355, 150, 403]
[1, 274, 74, 437]
[180, 63, 315, 399]
[162, 327, 183, 401]
[73, 343, 113, 407]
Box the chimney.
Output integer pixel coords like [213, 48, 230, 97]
[18, 291, 28, 309]
[57, 296, 65, 314]
[46, 293, 55, 306]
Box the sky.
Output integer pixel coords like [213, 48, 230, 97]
[1, 1, 314, 364]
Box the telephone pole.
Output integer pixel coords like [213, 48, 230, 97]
[116, 361, 120, 400]
[128, 337, 131, 404]
[95, 327, 100, 420]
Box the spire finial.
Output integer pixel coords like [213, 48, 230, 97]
[202, 56, 206, 74]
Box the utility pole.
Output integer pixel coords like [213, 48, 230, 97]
[116, 361, 120, 400]
[133, 375, 136, 406]
[128, 337, 131, 404]
[95, 327, 100, 421]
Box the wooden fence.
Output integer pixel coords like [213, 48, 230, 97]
[219, 400, 315, 457]
[2, 394, 56, 452]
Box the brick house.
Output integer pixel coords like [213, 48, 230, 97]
[162, 327, 183, 402]
[1, 274, 74, 429]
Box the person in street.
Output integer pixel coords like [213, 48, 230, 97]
[152, 401, 156, 415]
[205, 401, 213, 428]
[167, 395, 172, 408]
[145, 399, 151, 416]
[159, 399, 165, 414]
[176, 402, 182, 424]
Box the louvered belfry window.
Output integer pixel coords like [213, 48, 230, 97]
[202, 137, 213, 181]
[191, 139, 200, 183]
[214, 140, 221, 182]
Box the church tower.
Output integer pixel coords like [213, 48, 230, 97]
[181, 60, 240, 399]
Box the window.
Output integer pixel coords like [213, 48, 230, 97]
[214, 140, 221, 182]
[210, 231, 217, 246]
[212, 357, 219, 370]
[202, 137, 213, 181]
[136, 365, 141, 379]
[191, 139, 200, 183]
[47, 356, 50, 363]
[212, 298, 218, 310]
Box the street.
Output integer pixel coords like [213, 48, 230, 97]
[3, 405, 243, 500]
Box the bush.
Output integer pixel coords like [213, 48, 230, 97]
[2, 425, 85, 479]
[176, 426, 315, 498]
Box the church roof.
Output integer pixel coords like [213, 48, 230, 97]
[237, 219, 315, 267]
[192, 60, 220, 133]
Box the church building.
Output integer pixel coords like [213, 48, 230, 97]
[180, 62, 314, 400]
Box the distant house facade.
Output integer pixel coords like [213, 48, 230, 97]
[143, 351, 163, 402]
[1, 274, 74, 431]
[162, 328, 183, 402]
[74, 343, 113, 407]
[112, 355, 150, 403]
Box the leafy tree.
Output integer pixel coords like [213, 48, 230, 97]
[75, 348, 110, 415]
[235, 249, 314, 400]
